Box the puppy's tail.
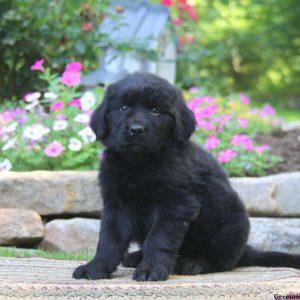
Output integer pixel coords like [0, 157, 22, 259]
[237, 245, 300, 269]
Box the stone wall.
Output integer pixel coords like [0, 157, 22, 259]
[0, 171, 300, 254]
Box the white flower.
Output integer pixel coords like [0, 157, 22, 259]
[68, 138, 82, 152]
[1, 134, 9, 142]
[2, 138, 16, 151]
[53, 120, 68, 131]
[25, 101, 39, 111]
[44, 92, 57, 100]
[23, 124, 50, 141]
[0, 159, 12, 172]
[80, 91, 96, 111]
[73, 113, 90, 124]
[5, 122, 18, 133]
[78, 126, 96, 144]
[24, 92, 41, 102]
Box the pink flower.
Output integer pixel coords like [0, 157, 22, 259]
[239, 94, 251, 105]
[60, 71, 81, 87]
[196, 104, 218, 118]
[44, 141, 64, 157]
[30, 59, 44, 71]
[237, 118, 248, 128]
[196, 119, 214, 131]
[187, 97, 206, 110]
[13, 108, 26, 115]
[82, 22, 93, 32]
[261, 104, 276, 116]
[55, 115, 67, 120]
[230, 134, 253, 150]
[189, 87, 200, 93]
[69, 98, 82, 109]
[179, 34, 194, 46]
[187, 96, 215, 111]
[204, 136, 220, 151]
[173, 18, 183, 26]
[161, 0, 172, 6]
[0, 111, 13, 123]
[216, 114, 231, 127]
[177, 3, 198, 20]
[66, 62, 83, 73]
[253, 144, 270, 153]
[50, 101, 64, 112]
[186, 5, 198, 21]
[179, 36, 187, 46]
[218, 149, 238, 164]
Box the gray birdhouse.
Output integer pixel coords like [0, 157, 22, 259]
[81, 0, 177, 87]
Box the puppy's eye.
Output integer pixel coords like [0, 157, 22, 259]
[150, 107, 160, 115]
[120, 105, 130, 112]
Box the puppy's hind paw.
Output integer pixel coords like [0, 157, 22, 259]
[73, 262, 111, 280]
[174, 256, 209, 275]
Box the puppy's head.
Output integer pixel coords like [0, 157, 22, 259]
[90, 72, 195, 153]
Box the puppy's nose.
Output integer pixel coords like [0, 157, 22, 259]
[129, 124, 145, 136]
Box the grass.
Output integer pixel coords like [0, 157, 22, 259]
[275, 107, 300, 122]
[0, 247, 93, 261]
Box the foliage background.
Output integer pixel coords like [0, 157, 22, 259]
[0, 0, 109, 102]
[174, 0, 300, 110]
[1, 0, 299, 109]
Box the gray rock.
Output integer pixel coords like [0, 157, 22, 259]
[40, 218, 100, 253]
[1, 171, 300, 217]
[281, 121, 300, 132]
[0, 209, 44, 246]
[249, 218, 300, 255]
[0, 171, 101, 216]
[231, 172, 300, 216]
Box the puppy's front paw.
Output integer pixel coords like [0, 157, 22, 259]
[132, 263, 168, 281]
[73, 262, 110, 280]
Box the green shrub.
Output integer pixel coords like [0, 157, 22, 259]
[158, 0, 300, 106]
[0, 0, 109, 102]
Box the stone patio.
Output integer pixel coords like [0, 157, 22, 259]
[0, 257, 299, 299]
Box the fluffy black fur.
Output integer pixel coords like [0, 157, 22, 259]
[73, 72, 300, 281]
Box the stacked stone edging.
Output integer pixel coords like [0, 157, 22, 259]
[1, 171, 299, 217]
[0, 171, 300, 252]
[40, 218, 100, 253]
[231, 172, 300, 216]
[0, 171, 101, 216]
[248, 218, 300, 254]
[0, 208, 44, 246]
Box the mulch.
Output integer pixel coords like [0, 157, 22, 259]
[256, 129, 300, 175]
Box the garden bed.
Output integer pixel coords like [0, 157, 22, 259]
[256, 129, 300, 175]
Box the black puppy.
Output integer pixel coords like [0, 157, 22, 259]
[73, 72, 300, 281]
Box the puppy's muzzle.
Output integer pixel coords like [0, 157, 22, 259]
[128, 123, 145, 136]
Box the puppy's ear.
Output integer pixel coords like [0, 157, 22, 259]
[173, 88, 196, 143]
[90, 89, 110, 140]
